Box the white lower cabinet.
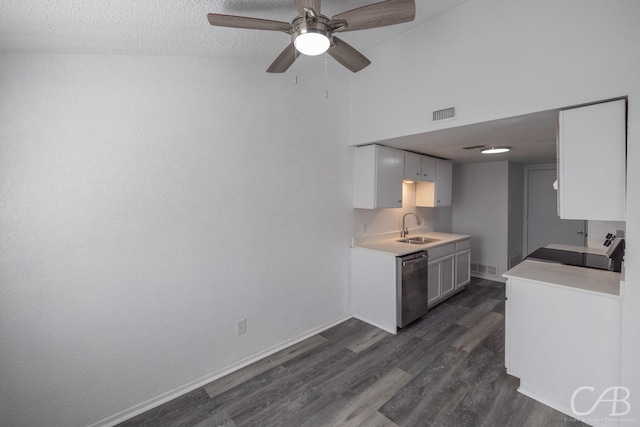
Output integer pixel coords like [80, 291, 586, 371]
[505, 278, 622, 424]
[427, 239, 470, 308]
[454, 240, 471, 289]
[428, 254, 455, 306]
[351, 237, 472, 333]
[351, 248, 398, 334]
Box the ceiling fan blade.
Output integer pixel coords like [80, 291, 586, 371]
[294, 0, 321, 16]
[330, 0, 416, 32]
[267, 43, 299, 73]
[328, 37, 371, 73]
[207, 14, 292, 33]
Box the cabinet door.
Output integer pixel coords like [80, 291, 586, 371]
[404, 152, 422, 180]
[376, 146, 405, 208]
[435, 159, 453, 206]
[427, 261, 441, 307]
[420, 156, 436, 182]
[455, 249, 471, 289]
[440, 255, 455, 298]
[557, 99, 626, 220]
[354, 145, 404, 209]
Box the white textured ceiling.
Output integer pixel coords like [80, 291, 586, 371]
[0, 0, 469, 57]
[1, 0, 559, 164]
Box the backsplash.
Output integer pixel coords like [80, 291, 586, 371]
[352, 182, 453, 237]
[588, 220, 626, 246]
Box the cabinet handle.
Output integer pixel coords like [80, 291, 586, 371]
[402, 254, 428, 266]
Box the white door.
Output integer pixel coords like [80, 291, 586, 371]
[526, 167, 586, 255]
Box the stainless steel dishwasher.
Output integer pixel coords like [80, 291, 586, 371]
[396, 251, 429, 328]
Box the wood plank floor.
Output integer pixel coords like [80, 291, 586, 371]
[118, 278, 587, 427]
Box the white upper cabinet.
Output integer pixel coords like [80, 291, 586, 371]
[354, 145, 404, 209]
[434, 159, 453, 206]
[415, 159, 453, 207]
[404, 152, 436, 182]
[557, 99, 626, 221]
[403, 152, 422, 180]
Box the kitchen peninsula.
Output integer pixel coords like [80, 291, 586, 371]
[351, 229, 471, 334]
[503, 259, 624, 425]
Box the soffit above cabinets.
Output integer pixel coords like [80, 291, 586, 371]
[374, 109, 561, 165]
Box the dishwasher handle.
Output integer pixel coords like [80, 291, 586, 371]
[402, 253, 428, 266]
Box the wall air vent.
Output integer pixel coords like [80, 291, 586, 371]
[462, 145, 486, 150]
[432, 107, 455, 122]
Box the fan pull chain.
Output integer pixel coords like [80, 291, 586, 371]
[324, 54, 329, 99]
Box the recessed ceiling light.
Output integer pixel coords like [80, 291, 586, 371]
[481, 146, 511, 154]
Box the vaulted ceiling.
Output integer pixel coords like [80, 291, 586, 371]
[1, 0, 561, 165]
[0, 0, 468, 57]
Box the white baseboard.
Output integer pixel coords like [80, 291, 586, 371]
[517, 382, 625, 427]
[471, 272, 506, 283]
[91, 315, 352, 427]
[518, 382, 577, 422]
[352, 315, 397, 335]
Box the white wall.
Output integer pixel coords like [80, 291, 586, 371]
[452, 161, 509, 281]
[0, 54, 352, 427]
[350, 0, 640, 421]
[588, 221, 626, 245]
[349, 0, 640, 145]
[3, 1, 640, 425]
[508, 163, 524, 268]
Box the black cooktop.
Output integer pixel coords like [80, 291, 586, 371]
[527, 247, 611, 271]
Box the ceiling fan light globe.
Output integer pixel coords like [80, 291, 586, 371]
[294, 32, 330, 56]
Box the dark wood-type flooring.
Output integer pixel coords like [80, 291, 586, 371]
[118, 278, 587, 427]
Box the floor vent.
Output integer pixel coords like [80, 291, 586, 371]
[432, 107, 455, 122]
[471, 262, 498, 277]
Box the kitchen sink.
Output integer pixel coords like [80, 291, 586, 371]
[396, 237, 441, 244]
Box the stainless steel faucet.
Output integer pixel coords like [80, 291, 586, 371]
[401, 213, 421, 238]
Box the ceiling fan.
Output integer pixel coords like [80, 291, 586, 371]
[207, 0, 416, 73]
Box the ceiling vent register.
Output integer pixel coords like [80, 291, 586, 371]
[432, 107, 455, 121]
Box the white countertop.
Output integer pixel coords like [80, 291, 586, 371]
[351, 229, 471, 256]
[545, 243, 608, 255]
[503, 259, 622, 298]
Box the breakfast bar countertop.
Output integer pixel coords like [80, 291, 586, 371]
[503, 259, 623, 298]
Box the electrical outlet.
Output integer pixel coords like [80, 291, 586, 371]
[237, 319, 247, 335]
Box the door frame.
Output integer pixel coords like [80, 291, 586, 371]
[522, 164, 586, 258]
